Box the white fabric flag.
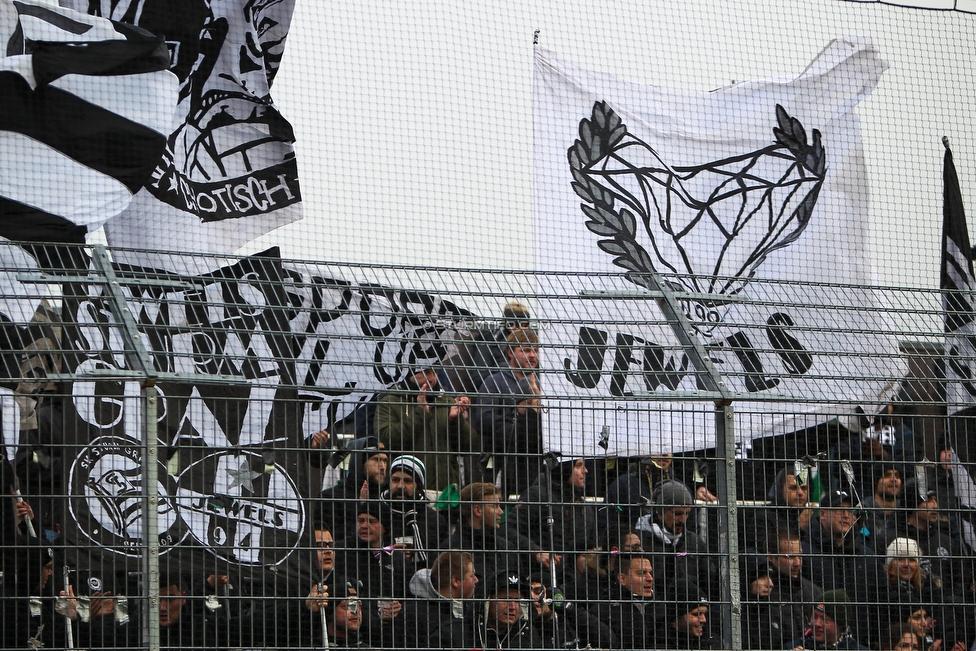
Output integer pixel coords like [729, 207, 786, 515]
[534, 38, 903, 455]
[60, 0, 304, 260]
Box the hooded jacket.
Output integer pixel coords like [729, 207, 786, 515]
[504, 465, 598, 570]
[399, 568, 468, 651]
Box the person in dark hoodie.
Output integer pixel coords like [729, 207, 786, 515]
[378, 455, 451, 571]
[152, 569, 224, 649]
[505, 458, 598, 579]
[319, 436, 389, 541]
[802, 490, 883, 645]
[741, 467, 814, 553]
[1, 532, 71, 651]
[275, 522, 338, 650]
[741, 554, 781, 649]
[788, 589, 870, 650]
[406, 550, 479, 651]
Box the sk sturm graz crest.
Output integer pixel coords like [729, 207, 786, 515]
[68, 435, 187, 556]
[568, 102, 826, 333]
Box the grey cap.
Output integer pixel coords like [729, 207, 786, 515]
[653, 480, 694, 508]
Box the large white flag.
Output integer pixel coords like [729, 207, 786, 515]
[534, 38, 904, 455]
[60, 0, 303, 259]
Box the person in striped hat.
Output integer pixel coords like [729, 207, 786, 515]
[380, 455, 450, 570]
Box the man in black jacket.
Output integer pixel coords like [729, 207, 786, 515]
[761, 527, 824, 647]
[442, 482, 541, 581]
[319, 437, 388, 540]
[586, 552, 657, 649]
[407, 550, 479, 651]
[803, 490, 883, 643]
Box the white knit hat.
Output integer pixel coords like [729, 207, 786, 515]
[885, 537, 921, 568]
[390, 455, 426, 488]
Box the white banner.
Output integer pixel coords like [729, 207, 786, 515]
[534, 38, 905, 455]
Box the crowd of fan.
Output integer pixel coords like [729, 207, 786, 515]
[2, 302, 975, 650]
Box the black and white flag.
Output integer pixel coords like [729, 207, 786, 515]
[939, 140, 976, 550]
[0, 0, 177, 243]
[57, 249, 312, 581]
[54, 248, 473, 580]
[61, 0, 304, 258]
[941, 140, 976, 412]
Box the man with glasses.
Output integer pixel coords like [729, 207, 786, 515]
[305, 524, 335, 607]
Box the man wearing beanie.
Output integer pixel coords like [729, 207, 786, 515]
[464, 571, 544, 650]
[803, 490, 883, 641]
[789, 589, 869, 650]
[657, 578, 714, 649]
[338, 501, 410, 600]
[324, 579, 371, 649]
[379, 455, 450, 570]
[636, 479, 716, 599]
[374, 365, 481, 490]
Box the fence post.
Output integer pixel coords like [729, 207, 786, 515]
[142, 386, 160, 651]
[89, 245, 161, 651]
[631, 271, 741, 648]
[715, 401, 741, 651]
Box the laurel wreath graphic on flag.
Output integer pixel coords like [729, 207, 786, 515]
[568, 101, 826, 332]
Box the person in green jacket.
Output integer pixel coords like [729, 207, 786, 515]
[375, 366, 481, 492]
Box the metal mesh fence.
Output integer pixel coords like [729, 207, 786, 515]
[0, 242, 972, 651]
